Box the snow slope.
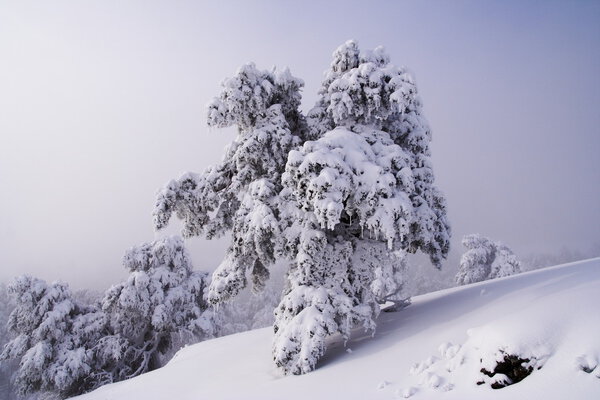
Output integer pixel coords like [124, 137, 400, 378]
[77, 258, 600, 399]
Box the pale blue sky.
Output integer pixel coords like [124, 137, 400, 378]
[1, 0, 599, 289]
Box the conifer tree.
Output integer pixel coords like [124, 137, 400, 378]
[0, 276, 96, 397]
[101, 236, 213, 379]
[152, 41, 450, 375]
[455, 234, 496, 285]
[456, 234, 522, 285]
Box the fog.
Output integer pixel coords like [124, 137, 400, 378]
[1, 0, 598, 290]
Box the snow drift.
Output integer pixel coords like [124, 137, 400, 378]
[76, 258, 600, 399]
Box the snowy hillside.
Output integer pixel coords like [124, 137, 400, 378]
[76, 258, 600, 400]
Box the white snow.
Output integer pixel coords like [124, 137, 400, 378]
[76, 258, 600, 399]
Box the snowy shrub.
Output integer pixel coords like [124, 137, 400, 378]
[153, 40, 450, 375]
[455, 234, 522, 285]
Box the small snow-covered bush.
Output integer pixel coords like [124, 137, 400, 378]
[456, 234, 522, 285]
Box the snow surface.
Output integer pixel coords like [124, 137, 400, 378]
[76, 258, 600, 399]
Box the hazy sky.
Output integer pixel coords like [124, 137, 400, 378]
[1, 0, 599, 290]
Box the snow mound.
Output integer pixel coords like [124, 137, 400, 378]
[76, 258, 600, 400]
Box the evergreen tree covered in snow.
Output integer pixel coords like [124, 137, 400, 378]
[0, 276, 100, 398]
[101, 236, 213, 380]
[455, 234, 522, 285]
[151, 41, 449, 375]
[455, 234, 496, 285]
[272, 41, 449, 374]
[491, 242, 522, 279]
[153, 63, 307, 303]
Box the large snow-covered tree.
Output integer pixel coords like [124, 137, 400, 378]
[153, 64, 307, 303]
[455, 234, 522, 285]
[152, 41, 450, 375]
[272, 41, 449, 374]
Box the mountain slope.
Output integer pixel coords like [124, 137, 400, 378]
[77, 258, 600, 399]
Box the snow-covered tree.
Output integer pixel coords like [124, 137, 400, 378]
[0, 276, 100, 398]
[455, 234, 496, 285]
[153, 64, 307, 304]
[491, 243, 522, 279]
[101, 236, 213, 380]
[455, 234, 522, 285]
[272, 41, 449, 374]
[152, 41, 449, 375]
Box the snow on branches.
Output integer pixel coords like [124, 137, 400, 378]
[283, 126, 413, 245]
[306, 40, 450, 265]
[154, 64, 307, 304]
